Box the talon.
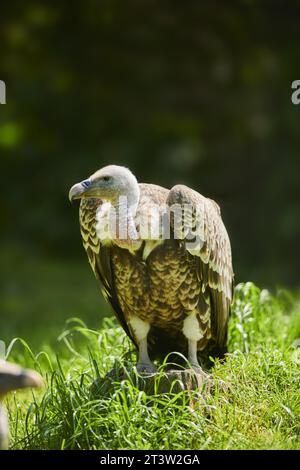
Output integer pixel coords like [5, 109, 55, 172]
[188, 362, 209, 378]
[136, 363, 157, 375]
[188, 363, 204, 375]
[190, 364, 203, 374]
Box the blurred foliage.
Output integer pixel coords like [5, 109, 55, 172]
[0, 244, 104, 348]
[1, 0, 300, 287]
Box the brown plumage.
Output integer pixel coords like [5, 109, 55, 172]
[69, 166, 234, 373]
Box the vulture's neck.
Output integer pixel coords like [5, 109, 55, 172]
[96, 187, 142, 251]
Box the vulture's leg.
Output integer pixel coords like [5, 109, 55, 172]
[129, 316, 156, 374]
[137, 337, 156, 374]
[183, 313, 204, 373]
[187, 339, 202, 373]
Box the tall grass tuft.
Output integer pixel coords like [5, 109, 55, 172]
[5, 283, 300, 450]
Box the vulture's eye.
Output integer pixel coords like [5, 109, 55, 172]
[103, 176, 111, 182]
[82, 179, 91, 188]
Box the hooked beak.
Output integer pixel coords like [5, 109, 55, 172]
[69, 182, 85, 202]
[69, 180, 93, 202]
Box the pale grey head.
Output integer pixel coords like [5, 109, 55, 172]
[69, 165, 140, 211]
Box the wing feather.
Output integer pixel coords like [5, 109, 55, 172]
[167, 185, 234, 352]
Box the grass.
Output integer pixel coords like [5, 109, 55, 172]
[3, 281, 300, 450]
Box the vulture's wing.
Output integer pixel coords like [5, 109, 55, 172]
[79, 198, 137, 346]
[167, 185, 234, 352]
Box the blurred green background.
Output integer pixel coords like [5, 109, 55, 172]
[1, 1, 300, 347]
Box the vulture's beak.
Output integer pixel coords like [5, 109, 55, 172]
[69, 182, 87, 202]
[69, 178, 100, 202]
[0, 361, 43, 399]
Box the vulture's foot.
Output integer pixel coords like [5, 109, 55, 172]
[191, 366, 204, 375]
[188, 363, 212, 390]
[136, 363, 157, 376]
[190, 363, 208, 376]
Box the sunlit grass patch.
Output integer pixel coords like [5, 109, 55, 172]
[4, 283, 300, 450]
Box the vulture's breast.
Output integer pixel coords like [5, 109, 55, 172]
[111, 240, 201, 330]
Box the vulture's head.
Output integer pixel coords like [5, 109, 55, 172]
[69, 165, 140, 209]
